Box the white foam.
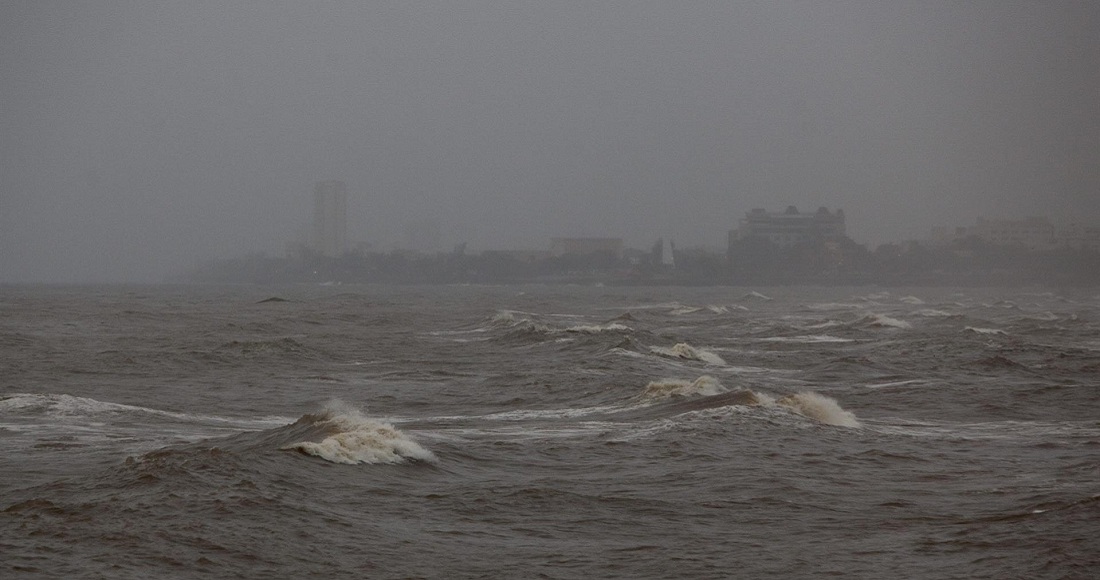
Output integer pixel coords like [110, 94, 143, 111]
[493, 309, 631, 336]
[963, 326, 1007, 336]
[650, 343, 726, 365]
[481, 405, 625, 421]
[0, 393, 289, 428]
[802, 320, 844, 330]
[641, 375, 727, 400]
[913, 309, 953, 318]
[0, 393, 143, 416]
[564, 322, 632, 334]
[283, 403, 435, 465]
[775, 392, 861, 428]
[899, 295, 925, 305]
[861, 314, 911, 329]
[804, 302, 864, 311]
[758, 335, 854, 344]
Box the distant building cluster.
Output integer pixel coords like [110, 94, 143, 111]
[296, 177, 1100, 263]
[193, 190, 1100, 286]
[930, 217, 1100, 251]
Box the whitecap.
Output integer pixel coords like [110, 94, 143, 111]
[0, 393, 288, 428]
[650, 343, 727, 365]
[564, 322, 632, 334]
[913, 309, 953, 318]
[758, 335, 854, 344]
[282, 403, 435, 465]
[963, 326, 1007, 336]
[861, 314, 911, 329]
[640, 376, 727, 400]
[775, 392, 861, 427]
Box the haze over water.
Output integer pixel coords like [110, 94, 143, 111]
[2, 2, 1099, 283]
[3, 3, 1098, 577]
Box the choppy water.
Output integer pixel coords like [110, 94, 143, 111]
[2, 284, 1098, 579]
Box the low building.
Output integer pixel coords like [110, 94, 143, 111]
[480, 250, 552, 263]
[1056, 222, 1100, 251]
[549, 237, 624, 258]
[731, 206, 846, 248]
[969, 217, 1055, 251]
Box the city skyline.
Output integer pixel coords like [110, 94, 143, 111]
[2, 2, 1098, 282]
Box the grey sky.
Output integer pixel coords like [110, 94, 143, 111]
[2, 1, 1097, 282]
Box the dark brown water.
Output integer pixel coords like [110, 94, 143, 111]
[2, 284, 1098, 578]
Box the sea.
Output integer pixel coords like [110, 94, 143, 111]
[1, 284, 1098, 579]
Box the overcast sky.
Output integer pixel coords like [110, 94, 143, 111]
[2, 1, 1098, 282]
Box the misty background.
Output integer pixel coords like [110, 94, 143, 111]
[2, 1, 1097, 283]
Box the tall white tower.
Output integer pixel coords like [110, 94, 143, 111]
[312, 180, 347, 257]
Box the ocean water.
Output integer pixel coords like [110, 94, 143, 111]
[1, 284, 1098, 579]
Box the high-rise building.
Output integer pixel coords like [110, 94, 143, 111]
[312, 180, 348, 257]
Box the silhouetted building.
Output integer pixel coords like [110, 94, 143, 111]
[731, 206, 846, 248]
[550, 237, 624, 258]
[969, 217, 1054, 251]
[312, 180, 347, 257]
[1058, 222, 1100, 251]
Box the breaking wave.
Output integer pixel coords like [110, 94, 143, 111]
[640, 376, 727, 400]
[964, 326, 1008, 336]
[564, 322, 632, 334]
[776, 392, 862, 427]
[281, 402, 435, 465]
[633, 380, 860, 428]
[491, 310, 632, 337]
[860, 313, 912, 329]
[649, 343, 726, 365]
[669, 304, 733, 315]
[0, 393, 287, 428]
[913, 309, 956, 318]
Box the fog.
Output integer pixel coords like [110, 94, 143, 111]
[2, 1, 1097, 282]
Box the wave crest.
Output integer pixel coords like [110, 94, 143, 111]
[650, 343, 726, 365]
[641, 376, 727, 400]
[282, 403, 435, 465]
[964, 326, 1007, 336]
[860, 313, 911, 329]
[776, 392, 861, 427]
